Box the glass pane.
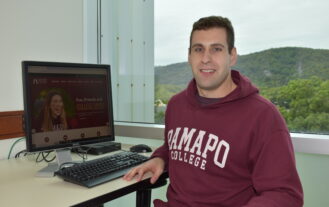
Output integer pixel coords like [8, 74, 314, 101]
[154, 0, 329, 134]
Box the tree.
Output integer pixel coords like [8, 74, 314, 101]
[262, 77, 329, 133]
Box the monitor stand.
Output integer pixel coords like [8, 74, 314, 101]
[36, 148, 73, 177]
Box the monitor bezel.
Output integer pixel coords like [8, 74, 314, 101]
[22, 61, 115, 153]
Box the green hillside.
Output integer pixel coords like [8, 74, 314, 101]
[155, 62, 192, 86]
[235, 47, 329, 87]
[155, 47, 329, 88]
[154, 47, 329, 133]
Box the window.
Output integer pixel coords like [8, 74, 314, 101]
[154, 0, 329, 134]
[84, 0, 154, 123]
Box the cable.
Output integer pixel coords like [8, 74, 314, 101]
[8, 137, 25, 159]
[34, 147, 92, 165]
[42, 151, 56, 162]
[36, 151, 56, 163]
[15, 150, 27, 158]
[36, 152, 42, 162]
[74, 147, 90, 162]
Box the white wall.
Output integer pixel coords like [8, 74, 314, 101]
[0, 0, 83, 112]
[0, 0, 155, 159]
[0, 0, 84, 159]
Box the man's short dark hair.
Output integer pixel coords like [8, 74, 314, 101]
[189, 16, 235, 54]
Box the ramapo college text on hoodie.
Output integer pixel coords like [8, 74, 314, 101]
[152, 70, 303, 207]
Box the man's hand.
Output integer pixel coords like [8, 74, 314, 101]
[123, 157, 165, 184]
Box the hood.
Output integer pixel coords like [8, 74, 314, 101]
[185, 70, 259, 108]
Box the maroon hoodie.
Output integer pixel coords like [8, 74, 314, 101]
[152, 70, 303, 207]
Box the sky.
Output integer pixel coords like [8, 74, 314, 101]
[154, 0, 329, 66]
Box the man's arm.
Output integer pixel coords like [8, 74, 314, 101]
[243, 130, 303, 207]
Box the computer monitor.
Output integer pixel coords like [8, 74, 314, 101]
[22, 61, 114, 176]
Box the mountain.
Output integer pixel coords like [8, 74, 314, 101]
[155, 47, 329, 88]
[155, 62, 192, 86]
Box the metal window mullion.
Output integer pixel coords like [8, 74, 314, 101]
[97, 0, 102, 64]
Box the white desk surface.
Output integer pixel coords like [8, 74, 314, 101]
[0, 145, 153, 207]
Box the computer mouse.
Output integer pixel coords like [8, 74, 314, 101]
[130, 144, 152, 153]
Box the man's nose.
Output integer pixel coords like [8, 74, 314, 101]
[201, 50, 211, 64]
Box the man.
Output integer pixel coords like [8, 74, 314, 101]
[124, 16, 303, 207]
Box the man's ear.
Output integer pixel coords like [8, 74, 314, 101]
[188, 48, 191, 65]
[230, 47, 238, 66]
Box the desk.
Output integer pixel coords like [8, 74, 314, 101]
[0, 145, 168, 207]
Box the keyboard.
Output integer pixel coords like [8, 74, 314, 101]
[55, 151, 149, 188]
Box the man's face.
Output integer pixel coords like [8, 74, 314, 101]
[188, 27, 237, 97]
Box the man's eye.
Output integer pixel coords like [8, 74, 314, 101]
[194, 47, 203, 52]
[212, 47, 222, 52]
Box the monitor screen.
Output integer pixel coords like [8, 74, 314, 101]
[22, 61, 114, 153]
